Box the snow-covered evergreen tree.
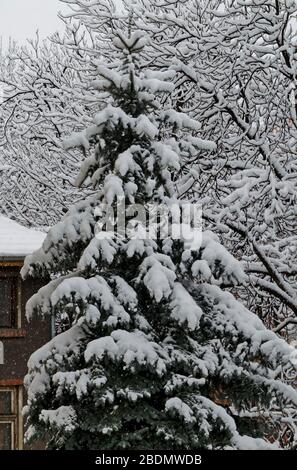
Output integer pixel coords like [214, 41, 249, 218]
[22, 30, 297, 450]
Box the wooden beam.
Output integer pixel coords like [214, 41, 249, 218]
[0, 379, 23, 386]
[0, 261, 24, 268]
[0, 329, 27, 338]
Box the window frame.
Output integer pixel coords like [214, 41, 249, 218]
[0, 419, 16, 450]
[0, 388, 16, 414]
[0, 386, 23, 450]
[0, 270, 21, 330]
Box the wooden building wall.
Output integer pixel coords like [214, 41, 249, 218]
[0, 262, 51, 450]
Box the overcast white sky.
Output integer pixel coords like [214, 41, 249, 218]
[0, 0, 64, 49]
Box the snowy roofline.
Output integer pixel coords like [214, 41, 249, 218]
[0, 216, 46, 259]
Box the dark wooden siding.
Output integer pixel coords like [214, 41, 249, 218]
[0, 266, 52, 383]
[0, 264, 51, 449]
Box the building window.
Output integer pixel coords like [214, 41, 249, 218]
[0, 387, 22, 450]
[0, 272, 20, 329]
[0, 421, 14, 450]
[0, 390, 14, 415]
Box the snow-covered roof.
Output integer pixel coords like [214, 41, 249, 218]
[0, 216, 46, 259]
